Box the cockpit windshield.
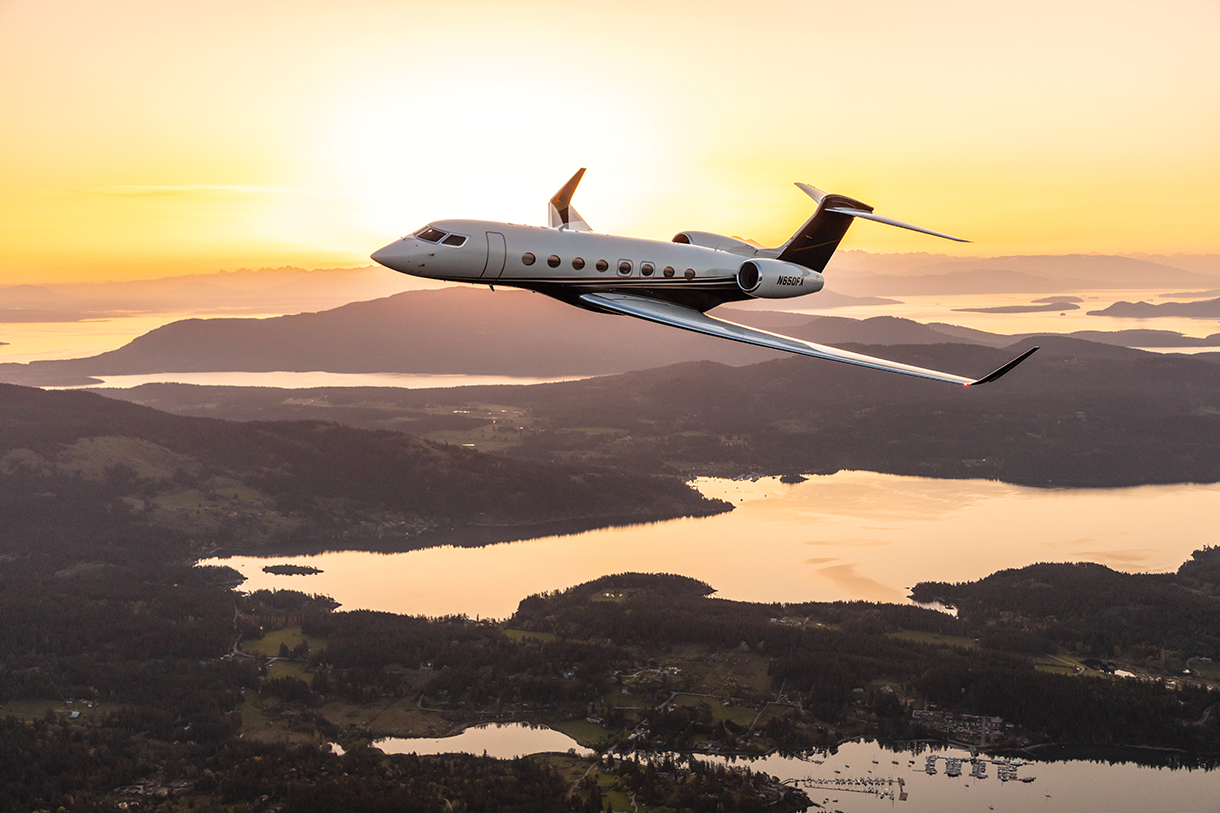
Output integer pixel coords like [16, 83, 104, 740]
[414, 226, 467, 247]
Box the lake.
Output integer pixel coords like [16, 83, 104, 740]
[369, 723, 1220, 812]
[200, 472, 1220, 619]
[56, 370, 581, 390]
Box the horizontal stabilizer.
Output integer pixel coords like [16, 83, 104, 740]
[824, 206, 969, 243]
[580, 292, 1036, 386]
[779, 183, 969, 271]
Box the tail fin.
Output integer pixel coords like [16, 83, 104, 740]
[548, 169, 592, 231]
[777, 183, 967, 272]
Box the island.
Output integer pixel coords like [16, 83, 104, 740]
[263, 564, 323, 576]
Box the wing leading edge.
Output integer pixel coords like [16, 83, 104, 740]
[579, 293, 1038, 387]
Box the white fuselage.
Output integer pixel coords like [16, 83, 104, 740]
[371, 219, 766, 312]
[367, 179, 1037, 387]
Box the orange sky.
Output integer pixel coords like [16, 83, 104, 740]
[1, 0, 1218, 284]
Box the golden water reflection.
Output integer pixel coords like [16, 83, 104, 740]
[200, 472, 1220, 619]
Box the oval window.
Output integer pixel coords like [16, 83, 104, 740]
[684, 268, 696, 280]
[522, 253, 536, 266]
[595, 259, 609, 272]
[547, 255, 561, 268]
[663, 266, 675, 278]
[641, 262, 654, 277]
[618, 260, 632, 275]
[572, 257, 585, 270]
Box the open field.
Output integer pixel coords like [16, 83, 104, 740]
[671, 693, 761, 728]
[241, 626, 327, 657]
[553, 718, 613, 747]
[267, 660, 308, 680]
[239, 696, 317, 746]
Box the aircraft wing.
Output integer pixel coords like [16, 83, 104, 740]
[579, 293, 1037, 387]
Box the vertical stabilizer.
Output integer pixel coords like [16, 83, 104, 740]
[776, 189, 874, 272]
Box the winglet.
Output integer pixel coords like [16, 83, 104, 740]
[967, 346, 1039, 386]
[548, 168, 592, 231]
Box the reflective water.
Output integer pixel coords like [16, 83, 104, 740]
[201, 472, 1220, 619]
[771, 290, 1220, 341]
[54, 371, 580, 390]
[693, 740, 1220, 813]
[367, 725, 1220, 812]
[0, 312, 291, 364]
[376, 722, 592, 759]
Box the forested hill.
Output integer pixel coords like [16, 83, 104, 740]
[96, 335, 1220, 487]
[0, 383, 727, 560]
[910, 547, 1220, 660]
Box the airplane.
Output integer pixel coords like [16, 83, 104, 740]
[371, 170, 1037, 386]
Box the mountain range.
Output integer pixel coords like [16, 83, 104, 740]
[3, 286, 1218, 388]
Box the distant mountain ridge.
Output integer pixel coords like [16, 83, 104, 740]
[90, 335, 1220, 488]
[3, 287, 1219, 388]
[1087, 298, 1220, 319]
[5, 252, 1216, 320]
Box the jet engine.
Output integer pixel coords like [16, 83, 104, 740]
[736, 259, 824, 299]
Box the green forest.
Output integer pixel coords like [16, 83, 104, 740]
[3, 542, 1220, 811]
[4, 380, 1220, 811]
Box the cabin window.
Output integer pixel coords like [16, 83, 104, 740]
[596, 259, 609, 272]
[572, 257, 586, 270]
[684, 268, 696, 280]
[441, 234, 467, 247]
[417, 227, 445, 243]
[618, 260, 632, 275]
[663, 266, 675, 278]
[547, 255, 561, 268]
[641, 262, 654, 277]
[522, 252, 536, 266]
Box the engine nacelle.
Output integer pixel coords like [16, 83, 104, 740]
[672, 231, 757, 254]
[736, 259, 824, 299]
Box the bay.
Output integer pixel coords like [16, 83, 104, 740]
[200, 472, 1220, 619]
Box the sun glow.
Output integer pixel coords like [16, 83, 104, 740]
[1, 0, 1217, 285]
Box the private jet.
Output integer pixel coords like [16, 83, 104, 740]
[371, 170, 1036, 386]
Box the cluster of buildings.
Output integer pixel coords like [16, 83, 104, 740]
[910, 708, 1012, 741]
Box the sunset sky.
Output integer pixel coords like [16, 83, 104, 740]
[1, 0, 1217, 284]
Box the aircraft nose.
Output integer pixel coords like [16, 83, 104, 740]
[371, 239, 409, 271]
